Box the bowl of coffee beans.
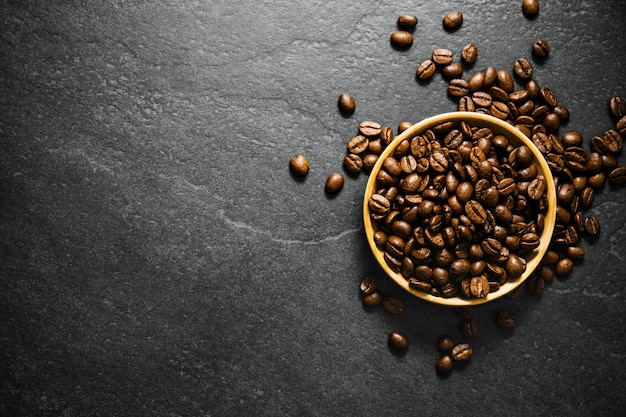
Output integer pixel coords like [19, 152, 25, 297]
[363, 111, 557, 306]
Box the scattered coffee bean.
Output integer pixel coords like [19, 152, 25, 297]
[554, 257, 574, 277]
[397, 14, 418, 30]
[461, 43, 478, 63]
[496, 310, 517, 328]
[437, 335, 455, 352]
[522, 0, 540, 17]
[451, 343, 473, 361]
[390, 30, 413, 48]
[443, 11, 463, 30]
[362, 290, 383, 307]
[436, 354, 454, 374]
[461, 319, 478, 337]
[359, 274, 379, 295]
[388, 331, 409, 350]
[382, 295, 405, 314]
[338, 93, 356, 114]
[289, 155, 309, 177]
[416, 59, 437, 80]
[432, 48, 454, 66]
[442, 63, 464, 79]
[514, 58, 534, 79]
[325, 173, 344, 194]
[532, 39, 551, 58]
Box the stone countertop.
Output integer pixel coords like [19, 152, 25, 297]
[1, 1, 625, 416]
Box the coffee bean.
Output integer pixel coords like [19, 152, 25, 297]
[338, 93, 355, 114]
[388, 331, 409, 350]
[522, 0, 540, 17]
[390, 31, 413, 48]
[359, 121, 383, 137]
[451, 343, 473, 361]
[362, 290, 383, 307]
[398, 121, 413, 133]
[437, 335, 455, 352]
[416, 60, 437, 80]
[554, 257, 573, 277]
[325, 173, 344, 193]
[382, 295, 405, 314]
[289, 155, 310, 177]
[432, 48, 454, 65]
[584, 216, 600, 236]
[496, 70, 514, 93]
[442, 63, 464, 79]
[532, 39, 551, 57]
[436, 354, 454, 374]
[603, 129, 623, 153]
[359, 274, 379, 295]
[397, 14, 418, 30]
[514, 58, 534, 79]
[462, 319, 478, 337]
[442, 11, 463, 30]
[609, 96, 626, 118]
[540, 87, 558, 107]
[609, 166, 626, 184]
[496, 309, 517, 328]
[461, 43, 478, 63]
[617, 115, 626, 136]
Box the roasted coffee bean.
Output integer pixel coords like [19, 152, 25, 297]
[514, 58, 534, 79]
[382, 296, 405, 314]
[609, 166, 626, 184]
[505, 254, 526, 278]
[397, 14, 418, 29]
[325, 173, 344, 193]
[540, 87, 558, 107]
[359, 274, 379, 295]
[527, 176, 547, 200]
[362, 290, 383, 307]
[554, 257, 573, 277]
[522, 0, 540, 17]
[467, 72, 486, 92]
[442, 10, 463, 30]
[461, 319, 478, 337]
[490, 101, 510, 119]
[532, 39, 550, 57]
[343, 153, 363, 173]
[388, 331, 409, 350]
[432, 48, 454, 65]
[603, 129, 623, 153]
[390, 30, 413, 48]
[461, 43, 478, 63]
[496, 309, 517, 328]
[436, 354, 454, 374]
[289, 155, 310, 177]
[442, 63, 464, 79]
[566, 245, 585, 261]
[359, 121, 383, 137]
[369, 194, 391, 215]
[437, 335, 455, 352]
[451, 343, 473, 361]
[472, 91, 493, 107]
[584, 216, 600, 236]
[610, 96, 626, 118]
[338, 93, 356, 114]
[465, 200, 488, 224]
[416, 60, 436, 80]
[496, 70, 514, 93]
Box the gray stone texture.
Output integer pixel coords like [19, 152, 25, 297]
[1, 0, 625, 416]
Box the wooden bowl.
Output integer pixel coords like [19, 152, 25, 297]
[363, 112, 557, 306]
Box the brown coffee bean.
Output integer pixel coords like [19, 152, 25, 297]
[461, 43, 478, 63]
[461, 319, 478, 337]
[325, 173, 344, 194]
[382, 296, 405, 314]
[610, 96, 626, 118]
[397, 14, 418, 29]
[532, 39, 550, 57]
[540, 87, 558, 107]
[359, 274, 379, 295]
[359, 121, 383, 137]
[496, 70, 514, 93]
[522, 0, 540, 17]
[390, 30, 413, 48]
[338, 93, 355, 114]
[514, 58, 534, 79]
[448, 79, 471, 98]
[343, 154, 363, 173]
[554, 257, 574, 277]
[432, 48, 454, 65]
[603, 129, 623, 153]
[436, 354, 454, 374]
[289, 155, 310, 177]
[609, 166, 626, 184]
[442, 63, 464, 79]
[584, 216, 600, 236]
[388, 331, 409, 350]
[566, 245, 585, 261]
[496, 309, 517, 328]
[442, 10, 463, 30]
[437, 335, 455, 352]
[362, 290, 383, 307]
[416, 60, 436, 80]
[451, 343, 473, 361]
[505, 253, 526, 279]
[490, 101, 510, 119]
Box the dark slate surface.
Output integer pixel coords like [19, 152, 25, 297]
[1, 1, 625, 416]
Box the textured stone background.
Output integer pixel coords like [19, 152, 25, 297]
[1, 1, 625, 416]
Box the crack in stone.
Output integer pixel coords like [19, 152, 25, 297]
[217, 209, 361, 245]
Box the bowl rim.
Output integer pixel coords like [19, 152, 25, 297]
[362, 111, 557, 306]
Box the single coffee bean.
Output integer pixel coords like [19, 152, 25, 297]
[462, 319, 478, 337]
[436, 354, 454, 374]
[496, 70, 514, 93]
[432, 48, 454, 65]
[442, 10, 463, 30]
[603, 129, 623, 153]
[490, 101, 510, 119]
[451, 343, 473, 361]
[368, 194, 391, 215]
[338, 93, 356, 114]
[472, 91, 493, 107]
[514, 58, 534, 79]
[289, 155, 310, 177]
[325, 173, 344, 194]
[397, 14, 418, 30]
[505, 253, 526, 279]
[584, 216, 600, 236]
[363, 154, 378, 171]
[496, 309, 517, 328]
[554, 257, 574, 277]
[566, 245, 585, 261]
[610, 96, 626, 118]
[343, 153, 363, 173]
[388, 331, 409, 350]
[532, 39, 551, 57]
[442, 63, 464, 79]
[359, 121, 383, 137]
[617, 115, 626, 136]
[522, 0, 540, 17]
[398, 121, 413, 133]
[390, 30, 413, 48]
[437, 335, 455, 352]
[359, 274, 379, 295]
[362, 289, 383, 307]
[416, 60, 437, 80]
[609, 166, 626, 184]
[382, 296, 405, 314]
[540, 86, 558, 107]
[461, 43, 478, 63]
